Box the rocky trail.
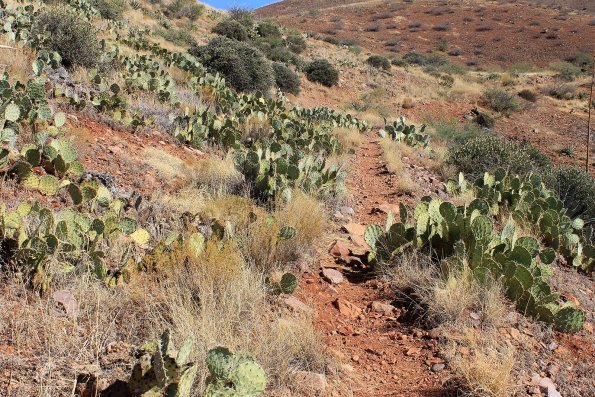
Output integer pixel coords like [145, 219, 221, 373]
[292, 134, 452, 396]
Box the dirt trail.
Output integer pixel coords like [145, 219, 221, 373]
[298, 134, 451, 396]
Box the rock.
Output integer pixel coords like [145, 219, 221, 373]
[547, 341, 557, 351]
[428, 328, 441, 339]
[342, 223, 366, 237]
[546, 386, 561, 397]
[293, 371, 327, 394]
[52, 289, 79, 317]
[333, 298, 361, 318]
[340, 206, 355, 216]
[352, 354, 360, 362]
[371, 203, 400, 216]
[431, 363, 445, 372]
[333, 211, 345, 220]
[322, 268, 344, 284]
[405, 347, 421, 356]
[531, 374, 557, 395]
[370, 301, 395, 316]
[546, 364, 559, 377]
[325, 285, 339, 295]
[284, 296, 314, 316]
[329, 241, 350, 259]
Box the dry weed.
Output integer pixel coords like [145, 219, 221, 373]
[379, 138, 419, 194]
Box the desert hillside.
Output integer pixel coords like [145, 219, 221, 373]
[0, 1, 593, 397]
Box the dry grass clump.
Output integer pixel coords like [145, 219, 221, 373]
[445, 328, 517, 397]
[379, 138, 419, 194]
[0, 43, 35, 84]
[189, 156, 244, 193]
[333, 127, 364, 152]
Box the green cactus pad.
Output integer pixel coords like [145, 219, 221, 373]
[515, 236, 540, 257]
[278, 226, 296, 241]
[38, 175, 60, 196]
[230, 357, 267, 395]
[364, 224, 383, 249]
[554, 306, 585, 333]
[4, 103, 20, 122]
[206, 347, 234, 380]
[279, 272, 298, 294]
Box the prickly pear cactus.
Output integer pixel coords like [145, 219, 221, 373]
[279, 272, 298, 293]
[205, 347, 266, 397]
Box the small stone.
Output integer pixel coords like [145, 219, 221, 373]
[340, 206, 355, 216]
[370, 301, 395, 316]
[546, 364, 559, 377]
[431, 363, 445, 372]
[352, 355, 360, 362]
[546, 386, 561, 397]
[52, 290, 79, 317]
[284, 296, 314, 316]
[293, 371, 327, 394]
[428, 328, 441, 339]
[325, 285, 339, 295]
[333, 211, 345, 220]
[322, 268, 344, 284]
[547, 341, 557, 351]
[405, 347, 421, 356]
[333, 299, 361, 318]
[329, 241, 350, 259]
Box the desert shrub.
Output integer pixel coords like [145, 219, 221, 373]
[91, 0, 128, 20]
[476, 23, 493, 31]
[545, 83, 576, 100]
[272, 63, 301, 95]
[569, 52, 595, 71]
[433, 23, 450, 31]
[402, 51, 427, 65]
[483, 88, 521, 114]
[229, 6, 254, 28]
[366, 55, 391, 70]
[436, 39, 449, 52]
[432, 120, 483, 145]
[448, 47, 463, 56]
[164, 0, 204, 20]
[551, 62, 582, 81]
[156, 28, 197, 46]
[518, 89, 537, 102]
[212, 19, 249, 41]
[257, 20, 282, 39]
[31, 6, 101, 69]
[285, 32, 307, 54]
[265, 47, 305, 70]
[474, 111, 495, 129]
[365, 22, 382, 32]
[409, 21, 422, 29]
[391, 57, 407, 67]
[509, 62, 534, 75]
[543, 166, 595, 223]
[447, 135, 550, 181]
[304, 59, 339, 87]
[190, 37, 273, 93]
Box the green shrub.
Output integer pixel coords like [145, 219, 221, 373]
[91, 0, 128, 20]
[257, 20, 282, 39]
[366, 55, 391, 70]
[545, 83, 576, 100]
[266, 47, 305, 70]
[229, 6, 254, 28]
[569, 52, 595, 72]
[272, 63, 301, 95]
[447, 135, 550, 181]
[518, 89, 537, 102]
[543, 166, 595, 223]
[550, 62, 582, 81]
[190, 37, 273, 93]
[164, 0, 204, 20]
[212, 19, 249, 41]
[31, 6, 101, 69]
[156, 28, 197, 47]
[483, 88, 522, 114]
[304, 59, 339, 87]
[432, 120, 483, 145]
[285, 32, 307, 54]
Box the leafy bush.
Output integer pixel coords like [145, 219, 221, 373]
[91, 0, 128, 20]
[569, 52, 595, 72]
[272, 63, 301, 95]
[518, 89, 537, 102]
[432, 120, 483, 145]
[266, 47, 305, 70]
[543, 166, 595, 223]
[32, 6, 101, 69]
[545, 83, 576, 100]
[285, 32, 307, 54]
[551, 62, 582, 81]
[366, 55, 391, 70]
[229, 6, 254, 28]
[156, 28, 197, 47]
[190, 37, 273, 93]
[212, 19, 249, 41]
[447, 135, 550, 181]
[164, 0, 204, 21]
[257, 20, 282, 39]
[305, 59, 339, 87]
[483, 88, 522, 114]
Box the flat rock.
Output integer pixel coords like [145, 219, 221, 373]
[342, 223, 366, 237]
[333, 298, 361, 318]
[431, 363, 445, 372]
[322, 268, 344, 284]
[369, 301, 395, 315]
[329, 240, 350, 259]
[284, 296, 314, 316]
[52, 289, 79, 317]
[372, 203, 401, 216]
[293, 371, 327, 394]
[340, 206, 355, 216]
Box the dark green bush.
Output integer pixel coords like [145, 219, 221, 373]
[272, 63, 301, 95]
[551, 62, 582, 81]
[91, 0, 128, 20]
[266, 47, 305, 70]
[32, 6, 101, 69]
[164, 0, 204, 21]
[484, 88, 522, 114]
[432, 120, 483, 145]
[366, 55, 391, 70]
[212, 19, 249, 41]
[190, 37, 273, 93]
[569, 52, 595, 72]
[518, 89, 537, 102]
[546, 83, 577, 100]
[543, 166, 595, 223]
[285, 32, 307, 54]
[305, 59, 339, 87]
[447, 135, 550, 181]
[257, 20, 282, 39]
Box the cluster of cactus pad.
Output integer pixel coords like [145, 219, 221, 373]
[204, 347, 267, 397]
[378, 117, 430, 148]
[266, 272, 299, 294]
[129, 330, 198, 397]
[364, 170, 587, 332]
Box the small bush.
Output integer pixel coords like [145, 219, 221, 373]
[474, 111, 495, 129]
[365, 23, 382, 32]
[272, 63, 301, 95]
[551, 62, 582, 81]
[190, 37, 273, 93]
[432, 120, 483, 145]
[518, 89, 537, 102]
[543, 166, 595, 222]
[436, 40, 449, 52]
[476, 23, 493, 31]
[304, 59, 339, 87]
[433, 23, 450, 31]
[257, 20, 282, 39]
[285, 32, 307, 54]
[212, 19, 249, 41]
[164, 0, 204, 21]
[447, 135, 551, 181]
[266, 47, 305, 70]
[156, 28, 197, 47]
[366, 55, 391, 70]
[484, 89, 521, 114]
[409, 21, 422, 29]
[448, 47, 463, 56]
[91, 0, 128, 20]
[545, 83, 576, 100]
[569, 52, 595, 71]
[229, 6, 254, 28]
[32, 6, 101, 69]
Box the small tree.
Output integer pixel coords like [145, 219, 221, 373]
[229, 6, 254, 28]
[366, 55, 391, 70]
[305, 59, 339, 87]
[212, 19, 249, 41]
[257, 20, 282, 39]
[285, 32, 307, 54]
[272, 63, 301, 95]
[190, 37, 273, 93]
[32, 6, 101, 69]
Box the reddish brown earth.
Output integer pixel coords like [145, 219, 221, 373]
[258, 0, 595, 69]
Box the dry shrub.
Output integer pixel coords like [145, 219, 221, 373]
[153, 185, 207, 215]
[446, 329, 517, 397]
[333, 127, 364, 152]
[240, 113, 272, 142]
[189, 156, 243, 193]
[0, 44, 35, 84]
[379, 138, 419, 194]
